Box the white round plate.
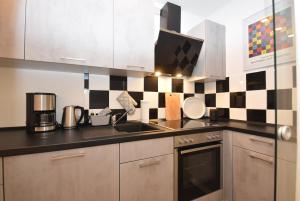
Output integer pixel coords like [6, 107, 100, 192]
[182, 97, 206, 119]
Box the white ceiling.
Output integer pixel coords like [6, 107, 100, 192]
[155, 0, 232, 17]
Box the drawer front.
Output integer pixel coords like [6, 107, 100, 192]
[4, 144, 119, 201]
[120, 154, 174, 201]
[0, 158, 2, 185]
[232, 132, 275, 156]
[120, 137, 173, 163]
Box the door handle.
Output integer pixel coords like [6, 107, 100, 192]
[278, 126, 292, 141]
[51, 151, 86, 161]
[249, 137, 274, 145]
[139, 159, 160, 168]
[126, 65, 145, 70]
[249, 153, 274, 164]
[60, 57, 87, 62]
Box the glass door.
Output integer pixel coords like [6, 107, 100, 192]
[273, 0, 297, 200]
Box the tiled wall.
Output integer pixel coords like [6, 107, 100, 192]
[203, 65, 296, 125]
[0, 64, 295, 127]
[86, 75, 205, 122]
[86, 64, 296, 125]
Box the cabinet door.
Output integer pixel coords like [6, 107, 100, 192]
[0, 185, 3, 201]
[114, 0, 154, 72]
[233, 146, 274, 201]
[120, 154, 173, 201]
[0, 157, 2, 185]
[25, 0, 113, 67]
[4, 145, 119, 201]
[0, 0, 26, 59]
[205, 21, 226, 79]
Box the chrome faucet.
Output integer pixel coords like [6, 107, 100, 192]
[111, 109, 133, 127]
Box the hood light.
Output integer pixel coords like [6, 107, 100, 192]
[176, 73, 183, 78]
[154, 71, 162, 76]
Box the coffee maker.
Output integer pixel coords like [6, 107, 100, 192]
[26, 93, 57, 133]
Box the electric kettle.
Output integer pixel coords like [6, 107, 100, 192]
[62, 106, 84, 129]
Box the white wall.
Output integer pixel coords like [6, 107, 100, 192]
[0, 67, 85, 127]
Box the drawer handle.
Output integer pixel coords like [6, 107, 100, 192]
[60, 57, 87, 62]
[126, 65, 145, 70]
[249, 137, 273, 145]
[249, 153, 274, 164]
[139, 159, 160, 168]
[51, 151, 86, 161]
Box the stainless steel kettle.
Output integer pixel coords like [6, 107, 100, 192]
[62, 106, 84, 129]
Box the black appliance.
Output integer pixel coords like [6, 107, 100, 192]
[155, 2, 204, 76]
[210, 109, 219, 122]
[26, 93, 57, 133]
[210, 108, 229, 122]
[174, 132, 222, 201]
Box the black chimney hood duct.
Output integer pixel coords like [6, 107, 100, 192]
[155, 2, 204, 77]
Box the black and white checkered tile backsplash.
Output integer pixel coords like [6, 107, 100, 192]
[84, 65, 296, 125]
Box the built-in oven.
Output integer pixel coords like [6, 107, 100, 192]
[174, 131, 223, 201]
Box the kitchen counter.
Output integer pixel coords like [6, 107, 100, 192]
[0, 120, 275, 157]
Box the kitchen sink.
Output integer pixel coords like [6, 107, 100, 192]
[114, 122, 161, 133]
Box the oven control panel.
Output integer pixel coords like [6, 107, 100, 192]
[174, 131, 222, 147]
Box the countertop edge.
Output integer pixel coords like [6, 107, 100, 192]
[0, 125, 275, 157]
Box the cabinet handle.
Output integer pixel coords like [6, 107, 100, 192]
[60, 57, 87, 62]
[249, 137, 273, 146]
[51, 151, 86, 161]
[139, 159, 161, 168]
[249, 153, 274, 164]
[126, 65, 145, 70]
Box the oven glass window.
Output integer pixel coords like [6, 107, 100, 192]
[179, 145, 221, 201]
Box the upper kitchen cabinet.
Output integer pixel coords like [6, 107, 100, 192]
[0, 0, 26, 59]
[188, 20, 226, 81]
[25, 0, 113, 68]
[114, 0, 154, 72]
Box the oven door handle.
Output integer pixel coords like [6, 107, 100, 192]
[180, 144, 221, 155]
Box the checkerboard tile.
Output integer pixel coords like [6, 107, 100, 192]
[84, 65, 294, 124]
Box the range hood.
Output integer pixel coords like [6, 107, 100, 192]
[155, 2, 204, 77]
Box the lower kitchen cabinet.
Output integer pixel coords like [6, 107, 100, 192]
[233, 146, 274, 201]
[0, 185, 3, 201]
[120, 154, 174, 201]
[0, 158, 2, 185]
[4, 144, 119, 201]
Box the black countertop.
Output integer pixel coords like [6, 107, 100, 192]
[0, 120, 275, 157]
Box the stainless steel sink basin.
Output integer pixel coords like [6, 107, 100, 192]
[114, 122, 161, 133]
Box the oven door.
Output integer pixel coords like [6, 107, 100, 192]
[176, 143, 222, 201]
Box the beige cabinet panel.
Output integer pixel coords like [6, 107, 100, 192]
[233, 146, 274, 201]
[120, 137, 173, 163]
[4, 145, 119, 201]
[0, 158, 2, 185]
[276, 158, 296, 201]
[120, 154, 173, 201]
[0, 0, 26, 59]
[223, 131, 233, 201]
[114, 0, 154, 72]
[25, 0, 113, 67]
[195, 190, 223, 201]
[188, 20, 226, 81]
[0, 185, 3, 201]
[232, 132, 275, 156]
[204, 20, 226, 79]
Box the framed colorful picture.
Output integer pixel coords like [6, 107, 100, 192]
[243, 1, 295, 70]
